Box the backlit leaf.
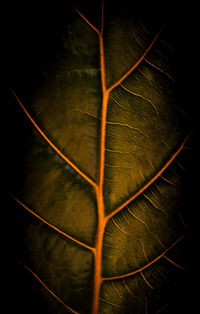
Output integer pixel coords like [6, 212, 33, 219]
[6, 1, 194, 313]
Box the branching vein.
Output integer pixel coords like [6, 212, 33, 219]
[11, 90, 97, 189]
[21, 262, 79, 314]
[11, 193, 95, 252]
[105, 129, 193, 222]
[163, 255, 186, 271]
[107, 24, 164, 92]
[74, 7, 100, 35]
[106, 120, 148, 137]
[144, 58, 175, 82]
[102, 233, 188, 281]
[140, 271, 154, 289]
[120, 83, 158, 114]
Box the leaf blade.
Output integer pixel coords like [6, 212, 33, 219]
[7, 2, 194, 313]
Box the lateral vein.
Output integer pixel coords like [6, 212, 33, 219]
[11, 193, 95, 252]
[74, 7, 100, 35]
[11, 90, 97, 189]
[102, 233, 188, 281]
[120, 83, 158, 114]
[99, 297, 124, 309]
[163, 255, 186, 271]
[21, 262, 80, 314]
[107, 24, 165, 92]
[140, 271, 154, 289]
[105, 129, 193, 222]
[106, 120, 148, 136]
[144, 58, 175, 82]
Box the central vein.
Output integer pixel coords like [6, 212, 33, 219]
[92, 4, 110, 313]
[74, 4, 108, 313]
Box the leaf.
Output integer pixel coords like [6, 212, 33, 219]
[6, 1, 194, 313]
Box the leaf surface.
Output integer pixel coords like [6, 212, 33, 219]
[6, 1, 194, 313]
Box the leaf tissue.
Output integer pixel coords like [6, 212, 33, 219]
[6, 1, 194, 313]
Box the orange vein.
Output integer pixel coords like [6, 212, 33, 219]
[105, 129, 193, 222]
[160, 175, 178, 187]
[21, 262, 79, 314]
[140, 271, 154, 289]
[163, 255, 186, 271]
[92, 19, 109, 314]
[11, 193, 95, 252]
[11, 90, 97, 189]
[75, 2, 109, 313]
[99, 297, 124, 309]
[74, 7, 100, 35]
[102, 233, 188, 281]
[107, 24, 164, 93]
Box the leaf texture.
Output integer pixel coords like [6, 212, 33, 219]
[6, 1, 194, 313]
